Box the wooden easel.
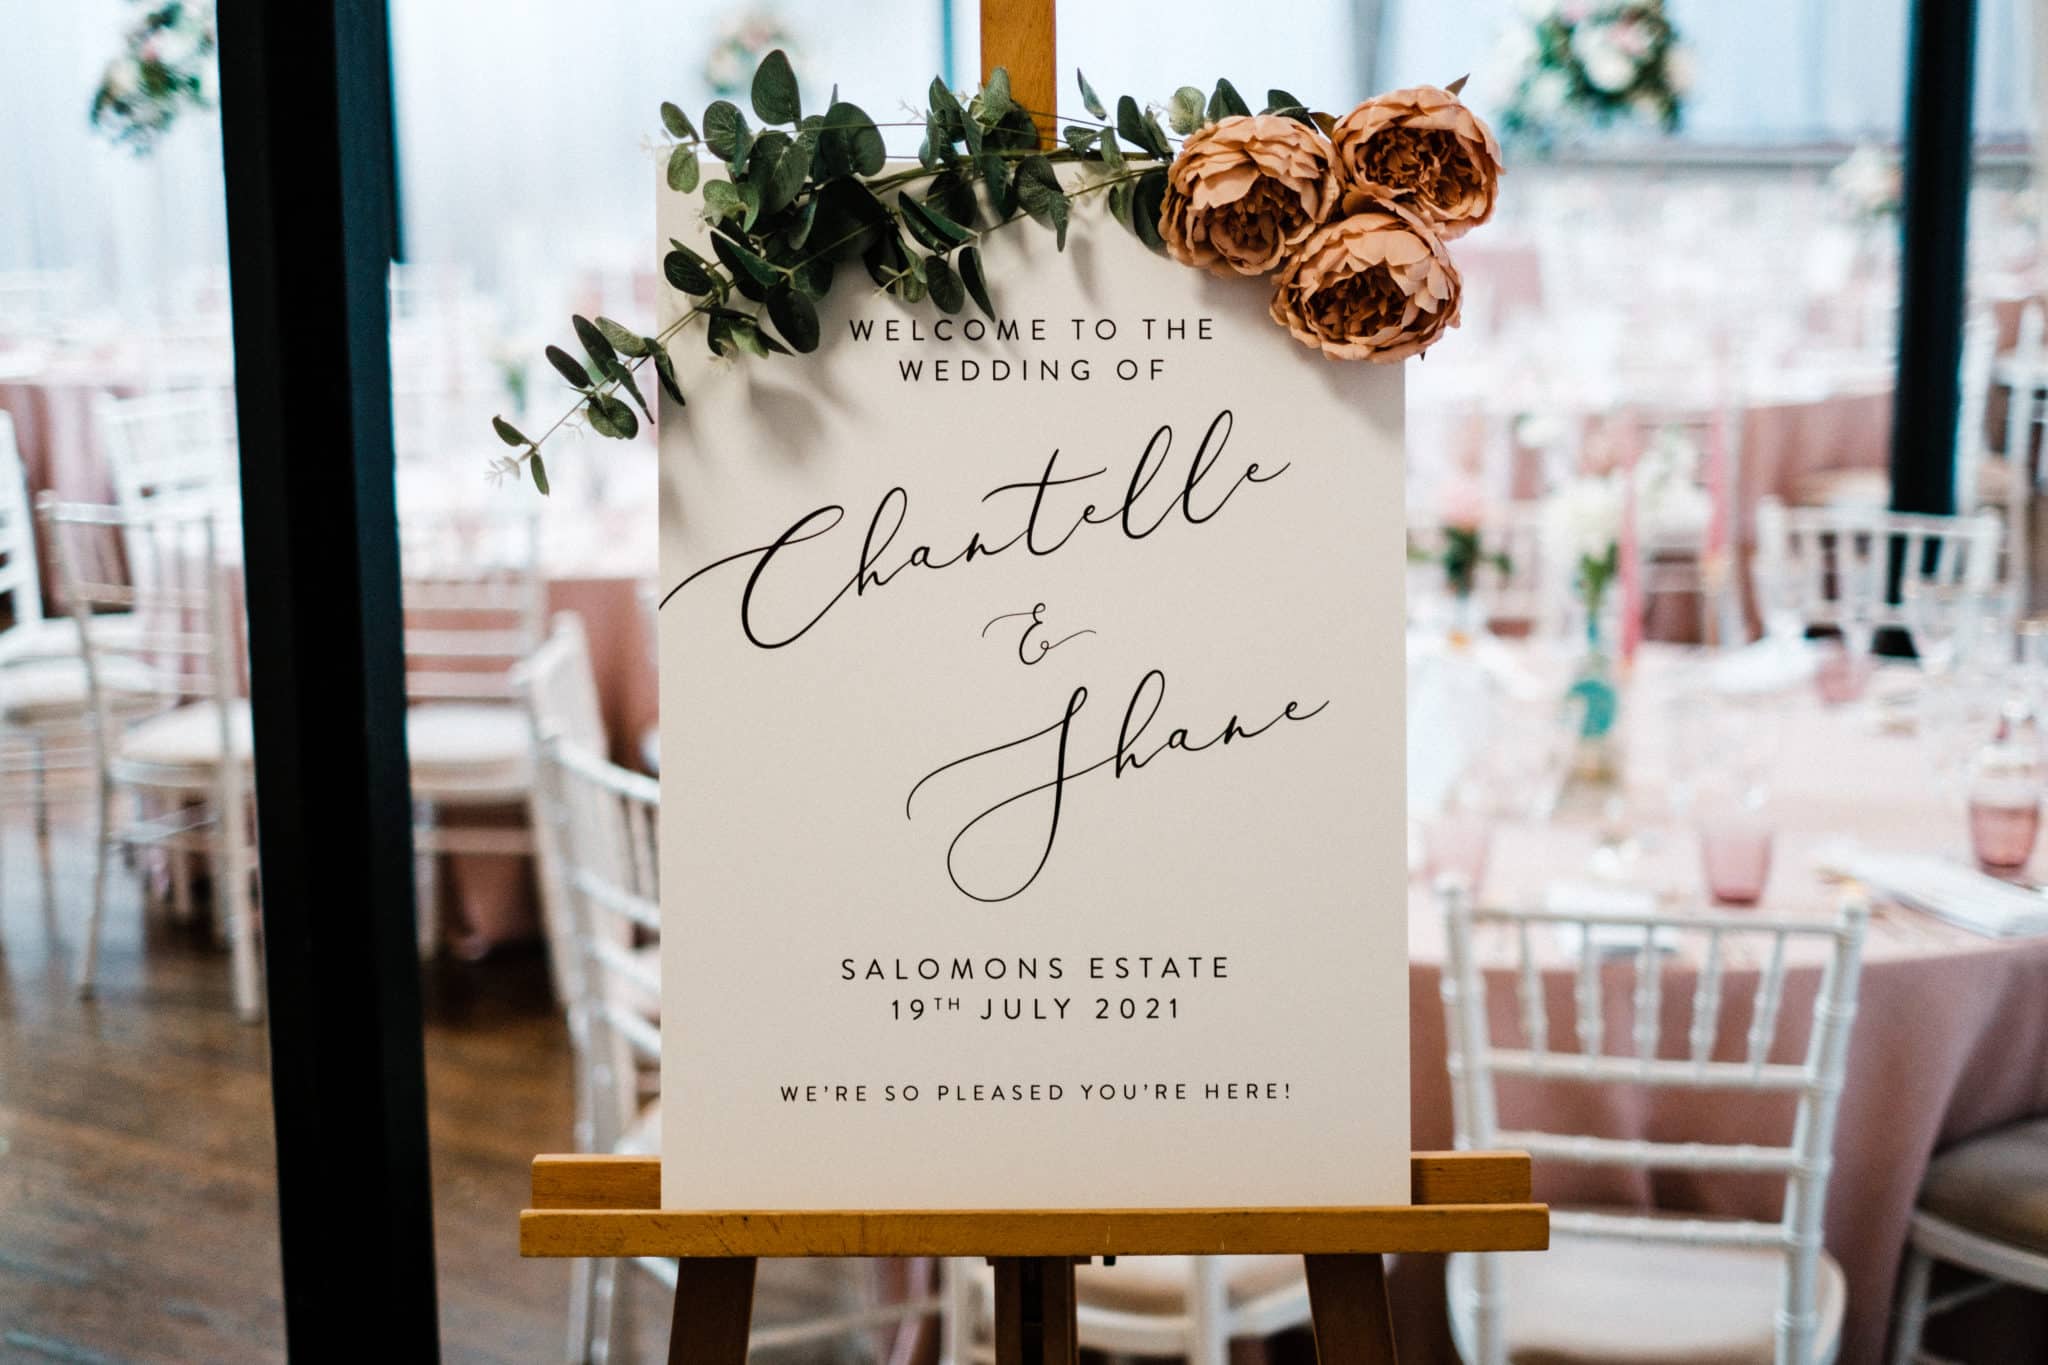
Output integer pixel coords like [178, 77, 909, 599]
[520, 1150, 1548, 1362]
[524, 3, 1548, 1358]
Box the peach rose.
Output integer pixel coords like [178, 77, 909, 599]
[1329, 85, 1502, 239]
[1158, 114, 1342, 277]
[1268, 202, 1461, 362]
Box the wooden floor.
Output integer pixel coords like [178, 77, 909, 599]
[0, 809, 671, 1363]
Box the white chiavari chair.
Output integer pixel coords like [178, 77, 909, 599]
[1, 418, 98, 871]
[1888, 1116, 2048, 1364]
[95, 389, 238, 513]
[1989, 302, 2045, 606]
[39, 496, 261, 1020]
[1438, 888, 1870, 1365]
[538, 736, 940, 1363]
[401, 510, 544, 956]
[515, 612, 611, 1010]
[1752, 497, 2003, 637]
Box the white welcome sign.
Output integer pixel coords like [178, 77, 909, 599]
[657, 172, 1409, 1211]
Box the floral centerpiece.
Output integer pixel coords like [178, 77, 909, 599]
[90, 1, 217, 155]
[1493, 1, 1689, 151]
[1413, 471, 1511, 644]
[489, 53, 1502, 491]
[703, 7, 802, 102]
[1542, 473, 1625, 774]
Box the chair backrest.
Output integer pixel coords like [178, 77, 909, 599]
[0, 413, 46, 632]
[515, 613, 610, 1009]
[1752, 496, 2002, 634]
[38, 496, 241, 744]
[1438, 888, 1869, 1365]
[537, 735, 660, 1152]
[399, 511, 544, 704]
[95, 389, 237, 512]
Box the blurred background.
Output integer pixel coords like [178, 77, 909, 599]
[6, 2, 2048, 1363]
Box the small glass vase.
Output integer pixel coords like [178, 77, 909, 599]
[1566, 591, 1623, 784]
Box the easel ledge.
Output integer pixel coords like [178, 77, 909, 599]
[520, 1150, 1547, 1259]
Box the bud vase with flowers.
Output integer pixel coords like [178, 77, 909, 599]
[1412, 471, 1509, 648]
[1544, 475, 1625, 781]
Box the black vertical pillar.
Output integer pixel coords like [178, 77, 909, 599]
[216, 0, 439, 1357]
[1890, 0, 1977, 516]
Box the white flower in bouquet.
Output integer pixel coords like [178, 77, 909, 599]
[1525, 69, 1572, 121]
[1573, 23, 1638, 94]
[1634, 427, 1711, 537]
[105, 57, 141, 100]
[1542, 475, 1623, 573]
[1829, 144, 1902, 222]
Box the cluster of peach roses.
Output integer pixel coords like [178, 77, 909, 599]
[1156, 85, 1503, 362]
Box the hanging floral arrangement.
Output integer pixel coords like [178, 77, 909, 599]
[90, 1, 218, 155]
[1493, 1, 1688, 151]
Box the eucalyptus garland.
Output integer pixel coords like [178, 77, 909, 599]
[490, 52, 1316, 494]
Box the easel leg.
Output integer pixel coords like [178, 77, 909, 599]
[1304, 1253, 1398, 1365]
[990, 1257, 1078, 1364]
[666, 1257, 756, 1365]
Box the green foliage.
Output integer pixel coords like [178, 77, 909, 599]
[499, 45, 1251, 490]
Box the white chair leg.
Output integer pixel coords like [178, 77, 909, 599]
[565, 1256, 595, 1364]
[1187, 1256, 1229, 1365]
[220, 800, 261, 1023]
[940, 1257, 974, 1365]
[414, 801, 440, 960]
[77, 777, 113, 999]
[1890, 1243, 1935, 1365]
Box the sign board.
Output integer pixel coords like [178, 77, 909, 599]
[657, 171, 1409, 1210]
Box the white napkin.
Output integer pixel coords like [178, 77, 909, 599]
[1815, 841, 2048, 938]
[1710, 637, 1816, 695]
[1542, 881, 1680, 954]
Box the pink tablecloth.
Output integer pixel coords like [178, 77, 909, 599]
[0, 369, 135, 610]
[442, 572, 655, 950]
[1390, 649, 2048, 1363]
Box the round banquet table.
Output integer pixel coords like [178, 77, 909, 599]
[1385, 645, 2048, 1365]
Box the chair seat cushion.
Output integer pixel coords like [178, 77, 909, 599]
[1919, 1116, 2048, 1257]
[1789, 468, 1889, 510]
[1071, 1255, 1304, 1317]
[3, 656, 161, 726]
[407, 702, 531, 799]
[1447, 1220, 1844, 1365]
[118, 700, 254, 773]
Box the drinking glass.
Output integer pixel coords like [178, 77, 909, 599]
[1903, 579, 1969, 676]
[1967, 739, 2044, 876]
[1696, 788, 1774, 906]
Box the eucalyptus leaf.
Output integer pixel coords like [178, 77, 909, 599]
[613, 363, 650, 421]
[1063, 125, 1100, 155]
[529, 451, 550, 495]
[924, 254, 964, 314]
[545, 345, 592, 390]
[1098, 127, 1124, 171]
[1140, 108, 1173, 159]
[792, 254, 834, 299]
[1116, 95, 1148, 152]
[1076, 68, 1106, 120]
[703, 100, 748, 161]
[585, 393, 621, 438]
[1168, 86, 1206, 135]
[766, 285, 821, 352]
[491, 416, 527, 447]
[925, 169, 978, 229]
[762, 130, 813, 215]
[660, 101, 696, 140]
[649, 344, 684, 406]
[824, 101, 885, 176]
[1208, 77, 1251, 120]
[751, 49, 801, 124]
[666, 143, 701, 193]
[1131, 167, 1168, 250]
[976, 150, 1012, 215]
[979, 67, 1012, 125]
[702, 178, 745, 223]
[711, 230, 780, 291]
[597, 394, 638, 439]
[572, 314, 614, 366]
[958, 245, 994, 320]
[928, 76, 963, 120]
[596, 317, 649, 356]
[898, 190, 970, 252]
[663, 245, 717, 296]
